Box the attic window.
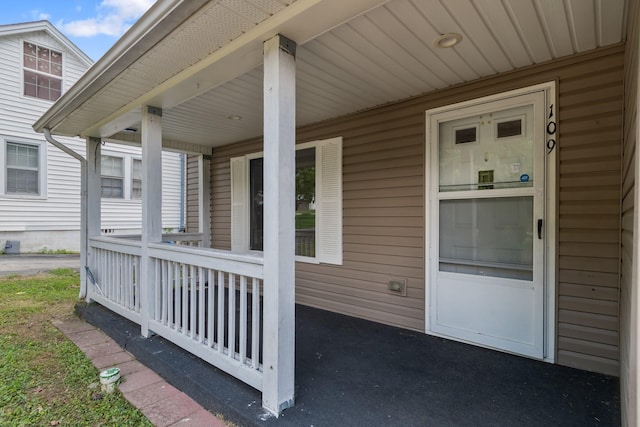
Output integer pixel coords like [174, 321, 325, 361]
[23, 42, 62, 101]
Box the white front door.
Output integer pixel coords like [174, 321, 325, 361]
[427, 89, 551, 359]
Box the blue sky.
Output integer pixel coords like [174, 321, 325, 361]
[0, 0, 156, 61]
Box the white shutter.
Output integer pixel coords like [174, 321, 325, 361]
[230, 156, 248, 252]
[316, 137, 343, 265]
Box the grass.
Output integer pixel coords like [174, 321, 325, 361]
[0, 268, 152, 426]
[295, 210, 315, 229]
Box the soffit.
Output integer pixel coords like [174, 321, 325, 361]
[161, 0, 627, 147]
[45, 0, 627, 147]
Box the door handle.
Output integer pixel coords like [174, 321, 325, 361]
[538, 219, 543, 239]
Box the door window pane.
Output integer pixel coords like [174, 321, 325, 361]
[439, 104, 534, 191]
[439, 197, 533, 280]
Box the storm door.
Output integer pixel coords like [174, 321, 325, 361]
[428, 91, 547, 359]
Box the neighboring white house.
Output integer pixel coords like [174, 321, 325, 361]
[0, 21, 185, 253]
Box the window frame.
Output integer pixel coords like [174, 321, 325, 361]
[231, 137, 343, 265]
[21, 40, 64, 102]
[131, 157, 143, 200]
[0, 136, 47, 199]
[100, 154, 125, 199]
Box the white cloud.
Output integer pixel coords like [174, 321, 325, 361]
[30, 9, 51, 21]
[60, 0, 155, 38]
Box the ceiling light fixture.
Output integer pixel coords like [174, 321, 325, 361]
[433, 33, 463, 48]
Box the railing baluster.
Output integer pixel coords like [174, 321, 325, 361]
[239, 275, 247, 365]
[124, 253, 130, 307]
[251, 277, 260, 369]
[182, 263, 188, 335]
[199, 267, 205, 343]
[207, 269, 215, 348]
[132, 256, 138, 310]
[161, 259, 167, 325]
[116, 253, 121, 304]
[131, 254, 135, 308]
[217, 271, 224, 353]
[174, 262, 180, 329]
[107, 249, 111, 298]
[170, 261, 180, 330]
[190, 265, 196, 338]
[163, 260, 173, 327]
[154, 259, 161, 321]
[228, 273, 236, 359]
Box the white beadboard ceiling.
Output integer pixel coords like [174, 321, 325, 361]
[42, 0, 628, 148]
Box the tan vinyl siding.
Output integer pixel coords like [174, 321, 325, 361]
[206, 45, 624, 375]
[620, 0, 639, 424]
[186, 154, 199, 232]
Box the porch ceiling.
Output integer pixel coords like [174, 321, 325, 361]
[36, 0, 627, 149]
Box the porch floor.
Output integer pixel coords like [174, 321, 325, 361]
[76, 303, 620, 426]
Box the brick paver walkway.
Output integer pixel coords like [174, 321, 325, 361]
[53, 317, 228, 427]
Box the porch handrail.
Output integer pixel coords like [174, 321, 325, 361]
[90, 235, 142, 256]
[147, 243, 263, 279]
[108, 232, 204, 242]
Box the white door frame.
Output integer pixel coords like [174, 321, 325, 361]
[424, 82, 557, 363]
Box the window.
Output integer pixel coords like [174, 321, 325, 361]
[101, 155, 124, 198]
[231, 137, 342, 265]
[1, 137, 47, 198]
[132, 159, 142, 199]
[23, 41, 62, 101]
[6, 142, 39, 194]
[496, 117, 524, 139]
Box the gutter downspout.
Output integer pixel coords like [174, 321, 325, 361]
[43, 129, 89, 299]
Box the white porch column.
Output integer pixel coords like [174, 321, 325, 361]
[83, 137, 101, 301]
[262, 34, 296, 415]
[198, 154, 211, 247]
[140, 106, 163, 337]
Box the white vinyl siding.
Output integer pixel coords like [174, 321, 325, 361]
[230, 137, 343, 265]
[0, 28, 88, 234]
[0, 25, 185, 250]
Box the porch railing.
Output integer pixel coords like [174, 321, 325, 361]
[87, 236, 264, 391]
[115, 232, 204, 247]
[89, 236, 143, 324]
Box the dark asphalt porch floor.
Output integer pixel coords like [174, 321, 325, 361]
[76, 302, 620, 427]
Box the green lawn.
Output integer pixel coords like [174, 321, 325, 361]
[0, 269, 152, 426]
[295, 210, 315, 229]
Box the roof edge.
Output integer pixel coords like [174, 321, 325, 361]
[33, 0, 209, 135]
[0, 20, 93, 66]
